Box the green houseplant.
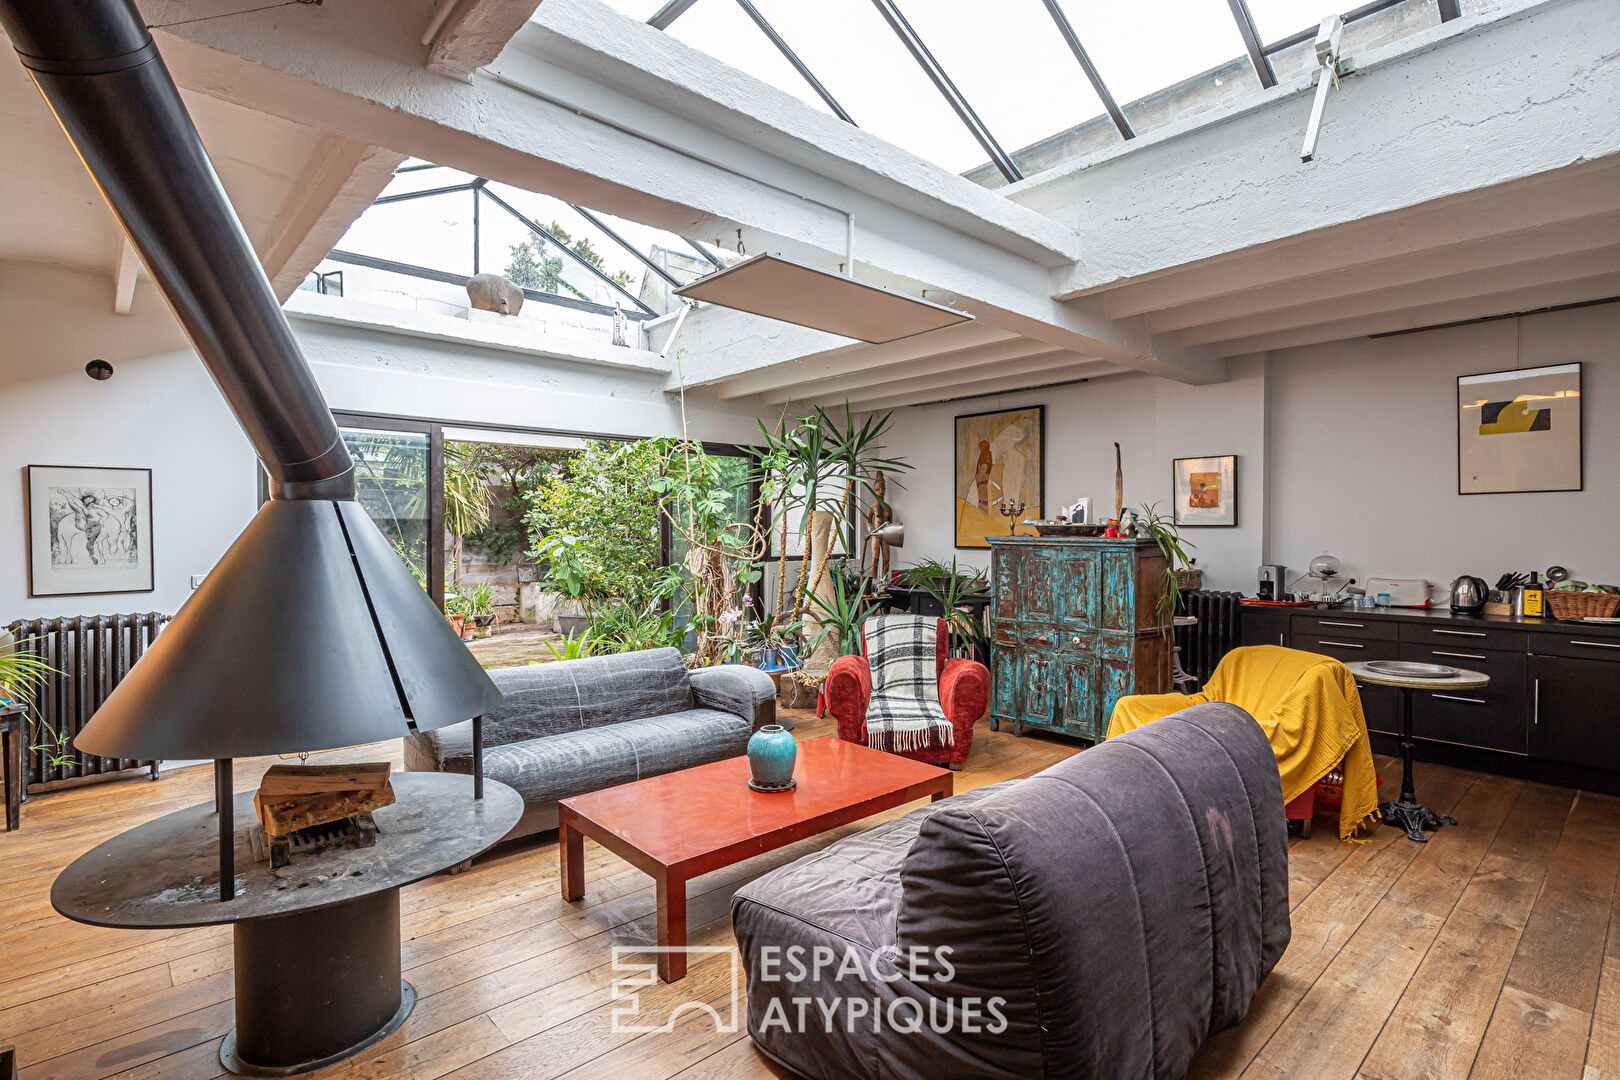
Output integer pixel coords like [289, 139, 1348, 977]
[1138, 503, 1196, 634]
[0, 640, 72, 767]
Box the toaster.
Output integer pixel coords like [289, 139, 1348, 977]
[1364, 577, 1434, 608]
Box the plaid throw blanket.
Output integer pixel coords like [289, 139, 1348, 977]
[864, 614, 953, 753]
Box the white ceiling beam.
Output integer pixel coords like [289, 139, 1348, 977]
[425, 0, 544, 80]
[829, 350, 1091, 410]
[1030, 0, 1620, 300]
[261, 135, 405, 301]
[759, 336, 1059, 406]
[112, 238, 139, 315]
[712, 322, 1013, 399]
[1182, 245, 1620, 346]
[146, 0, 1227, 385]
[848, 360, 1125, 413]
[1142, 208, 1620, 334]
[1209, 272, 1620, 357]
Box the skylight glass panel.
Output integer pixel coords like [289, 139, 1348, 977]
[1242, 0, 1341, 45]
[1056, 0, 1248, 125]
[379, 162, 476, 198]
[336, 193, 474, 277]
[482, 182, 651, 310]
[739, 0, 988, 173]
[895, 0, 1107, 164]
[665, 0, 836, 117]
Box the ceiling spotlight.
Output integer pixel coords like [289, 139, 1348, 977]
[85, 359, 114, 381]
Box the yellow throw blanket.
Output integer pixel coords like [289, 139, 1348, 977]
[1108, 645, 1379, 842]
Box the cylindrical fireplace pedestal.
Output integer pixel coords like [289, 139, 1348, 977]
[223, 888, 413, 1076]
[52, 774, 522, 1078]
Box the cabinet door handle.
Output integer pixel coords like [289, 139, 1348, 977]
[1070, 636, 1081, 647]
[1318, 621, 1365, 629]
[1570, 640, 1620, 650]
[1278, 633, 1286, 646]
[1432, 650, 1487, 661]
[1432, 693, 1487, 705]
[1434, 629, 1488, 638]
[1032, 634, 1053, 645]
[1533, 678, 1539, 725]
[1318, 640, 1364, 649]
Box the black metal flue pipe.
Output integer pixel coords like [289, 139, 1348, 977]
[0, 0, 353, 499]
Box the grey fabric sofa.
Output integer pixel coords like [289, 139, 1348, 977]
[405, 647, 776, 839]
[731, 701, 1289, 1080]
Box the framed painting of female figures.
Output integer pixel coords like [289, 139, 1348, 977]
[25, 464, 154, 597]
[954, 406, 1043, 549]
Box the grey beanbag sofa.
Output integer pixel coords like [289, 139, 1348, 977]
[731, 701, 1289, 1080]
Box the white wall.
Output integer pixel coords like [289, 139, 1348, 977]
[0, 263, 257, 622]
[0, 262, 771, 625]
[1270, 303, 1618, 591]
[875, 356, 1267, 590]
[879, 304, 1617, 597]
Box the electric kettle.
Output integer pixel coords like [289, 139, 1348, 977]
[1449, 575, 1488, 614]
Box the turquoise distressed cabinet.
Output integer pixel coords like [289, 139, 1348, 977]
[987, 537, 1171, 741]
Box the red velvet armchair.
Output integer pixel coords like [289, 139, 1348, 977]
[821, 617, 989, 769]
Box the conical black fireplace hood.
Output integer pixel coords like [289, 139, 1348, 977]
[1, 0, 502, 759]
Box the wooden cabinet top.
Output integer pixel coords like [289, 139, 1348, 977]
[987, 537, 1161, 550]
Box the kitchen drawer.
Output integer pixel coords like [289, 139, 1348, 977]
[1294, 615, 1398, 642]
[1295, 634, 1397, 662]
[1399, 621, 1526, 653]
[1400, 644, 1528, 754]
[1526, 632, 1620, 663]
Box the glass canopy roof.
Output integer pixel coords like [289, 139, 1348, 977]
[592, 0, 1456, 183]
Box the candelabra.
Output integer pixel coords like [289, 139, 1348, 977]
[995, 498, 1027, 534]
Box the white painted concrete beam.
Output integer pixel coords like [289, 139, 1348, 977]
[820, 350, 1089, 411]
[848, 360, 1126, 413]
[710, 322, 1012, 399]
[261, 136, 405, 301]
[425, 0, 543, 80]
[1210, 272, 1620, 356]
[760, 336, 1060, 406]
[1028, 0, 1620, 299]
[112, 239, 139, 315]
[1182, 244, 1620, 346]
[1141, 207, 1620, 334]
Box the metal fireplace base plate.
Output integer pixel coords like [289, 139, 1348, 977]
[220, 982, 415, 1077]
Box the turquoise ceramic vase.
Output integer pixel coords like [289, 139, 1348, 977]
[747, 725, 797, 792]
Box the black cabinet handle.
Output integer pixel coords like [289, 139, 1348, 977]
[1432, 693, 1487, 705]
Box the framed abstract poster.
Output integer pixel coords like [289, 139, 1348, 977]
[954, 405, 1043, 549]
[25, 465, 154, 597]
[1173, 455, 1237, 527]
[1458, 363, 1582, 494]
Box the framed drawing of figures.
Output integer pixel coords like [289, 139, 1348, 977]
[1458, 363, 1582, 494]
[1173, 455, 1237, 527]
[25, 465, 153, 597]
[954, 405, 1043, 549]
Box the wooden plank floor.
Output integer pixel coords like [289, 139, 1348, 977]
[2, 710, 1618, 1080]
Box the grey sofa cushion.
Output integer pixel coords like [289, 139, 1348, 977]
[482, 646, 693, 744]
[482, 707, 751, 810]
[732, 701, 1289, 1080]
[689, 664, 777, 730]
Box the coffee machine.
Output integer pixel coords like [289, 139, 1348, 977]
[1258, 564, 1287, 601]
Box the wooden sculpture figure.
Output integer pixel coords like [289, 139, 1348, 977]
[864, 470, 895, 581]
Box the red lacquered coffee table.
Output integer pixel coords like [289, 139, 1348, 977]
[558, 735, 953, 981]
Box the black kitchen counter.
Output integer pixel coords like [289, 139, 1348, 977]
[1254, 602, 1620, 637]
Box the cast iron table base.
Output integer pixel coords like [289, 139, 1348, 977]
[52, 772, 520, 1075]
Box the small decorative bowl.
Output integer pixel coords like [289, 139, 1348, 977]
[1032, 521, 1107, 538]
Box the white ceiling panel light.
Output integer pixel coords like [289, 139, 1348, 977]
[673, 252, 973, 344]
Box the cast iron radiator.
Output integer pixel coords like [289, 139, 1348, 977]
[5, 614, 170, 789]
[1177, 590, 1242, 686]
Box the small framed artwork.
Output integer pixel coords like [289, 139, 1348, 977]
[1173, 455, 1237, 527]
[954, 405, 1044, 549]
[1458, 362, 1582, 494]
[25, 465, 154, 597]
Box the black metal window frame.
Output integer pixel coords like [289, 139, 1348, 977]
[299, 411, 767, 614]
[646, 0, 1465, 170]
[330, 174, 732, 321]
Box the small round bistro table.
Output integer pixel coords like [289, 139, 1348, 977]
[52, 772, 521, 1076]
[1347, 661, 1489, 843]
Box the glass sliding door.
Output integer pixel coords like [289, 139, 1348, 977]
[333, 415, 444, 608]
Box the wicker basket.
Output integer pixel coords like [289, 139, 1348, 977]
[1546, 590, 1620, 621]
[1173, 568, 1204, 591]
